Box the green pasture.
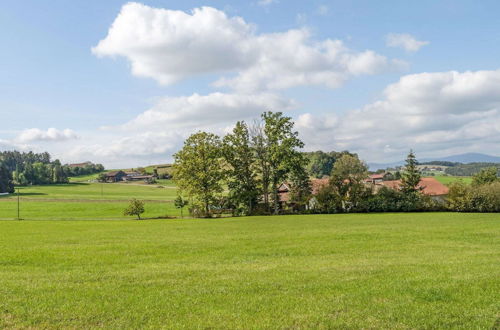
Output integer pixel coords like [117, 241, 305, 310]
[0, 213, 498, 328]
[0, 182, 179, 220]
[433, 175, 472, 185]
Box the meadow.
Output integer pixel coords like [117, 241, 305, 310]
[0, 213, 498, 328]
[434, 175, 473, 185]
[0, 181, 180, 220]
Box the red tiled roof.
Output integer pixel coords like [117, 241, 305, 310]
[379, 177, 449, 196]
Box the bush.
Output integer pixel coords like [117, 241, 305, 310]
[447, 181, 500, 212]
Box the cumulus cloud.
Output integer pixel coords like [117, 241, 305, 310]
[62, 92, 296, 167]
[120, 92, 296, 131]
[93, 3, 402, 91]
[386, 33, 429, 52]
[296, 69, 500, 161]
[16, 128, 78, 143]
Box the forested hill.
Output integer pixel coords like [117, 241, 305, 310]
[445, 163, 500, 176]
[0, 151, 103, 187]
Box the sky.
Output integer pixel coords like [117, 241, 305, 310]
[1, 0, 499, 168]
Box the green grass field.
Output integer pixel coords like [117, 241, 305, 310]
[0, 181, 180, 220]
[0, 213, 498, 328]
[432, 175, 472, 185]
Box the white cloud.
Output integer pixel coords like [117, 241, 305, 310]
[316, 5, 329, 16]
[16, 128, 78, 143]
[386, 33, 429, 52]
[296, 69, 500, 161]
[61, 92, 296, 168]
[257, 0, 278, 6]
[93, 3, 402, 92]
[121, 92, 296, 131]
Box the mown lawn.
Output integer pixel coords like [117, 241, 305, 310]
[0, 213, 498, 328]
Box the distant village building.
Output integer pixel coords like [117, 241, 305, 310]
[277, 176, 449, 209]
[104, 171, 126, 182]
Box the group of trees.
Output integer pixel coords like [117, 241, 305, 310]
[0, 151, 104, 188]
[0, 151, 68, 186]
[447, 167, 500, 212]
[303, 150, 356, 178]
[62, 163, 104, 177]
[174, 112, 309, 217]
[313, 151, 439, 213]
[445, 162, 500, 176]
[173, 112, 448, 218]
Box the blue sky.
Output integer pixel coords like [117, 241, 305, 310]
[1, 0, 499, 167]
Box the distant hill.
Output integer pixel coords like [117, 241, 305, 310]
[427, 152, 500, 163]
[369, 152, 500, 171]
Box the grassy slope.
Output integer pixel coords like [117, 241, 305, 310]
[0, 213, 498, 328]
[0, 182, 180, 220]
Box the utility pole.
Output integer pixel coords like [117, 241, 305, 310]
[16, 187, 20, 220]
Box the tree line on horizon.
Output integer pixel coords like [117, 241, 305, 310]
[0, 151, 104, 192]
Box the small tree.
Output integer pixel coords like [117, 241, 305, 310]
[97, 173, 107, 183]
[400, 150, 421, 193]
[174, 195, 189, 219]
[123, 198, 145, 220]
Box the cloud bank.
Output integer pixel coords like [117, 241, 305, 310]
[296, 70, 500, 161]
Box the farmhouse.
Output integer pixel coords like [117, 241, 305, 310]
[124, 174, 155, 182]
[277, 178, 329, 208]
[104, 170, 126, 182]
[364, 173, 385, 184]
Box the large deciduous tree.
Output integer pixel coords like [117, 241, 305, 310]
[329, 154, 368, 212]
[173, 132, 225, 217]
[222, 121, 259, 215]
[260, 111, 306, 214]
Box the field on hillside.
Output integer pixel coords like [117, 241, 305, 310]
[0, 213, 498, 328]
[0, 181, 180, 220]
[433, 175, 472, 185]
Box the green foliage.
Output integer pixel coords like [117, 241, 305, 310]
[329, 154, 369, 212]
[400, 150, 421, 193]
[0, 150, 74, 185]
[261, 111, 306, 214]
[222, 121, 259, 215]
[0, 161, 14, 193]
[472, 167, 498, 186]
[447, 181, 500, 212]
[174, 195, 189, 218]
[123, 198, 145, 219]
[173, 132, 225, 217]
[445, 162, 500, 176]
[362, 187, 441, 212]
[287, 159, 312, 212]
[303, 150, 355, 178]
[62, 162, 104, 177]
